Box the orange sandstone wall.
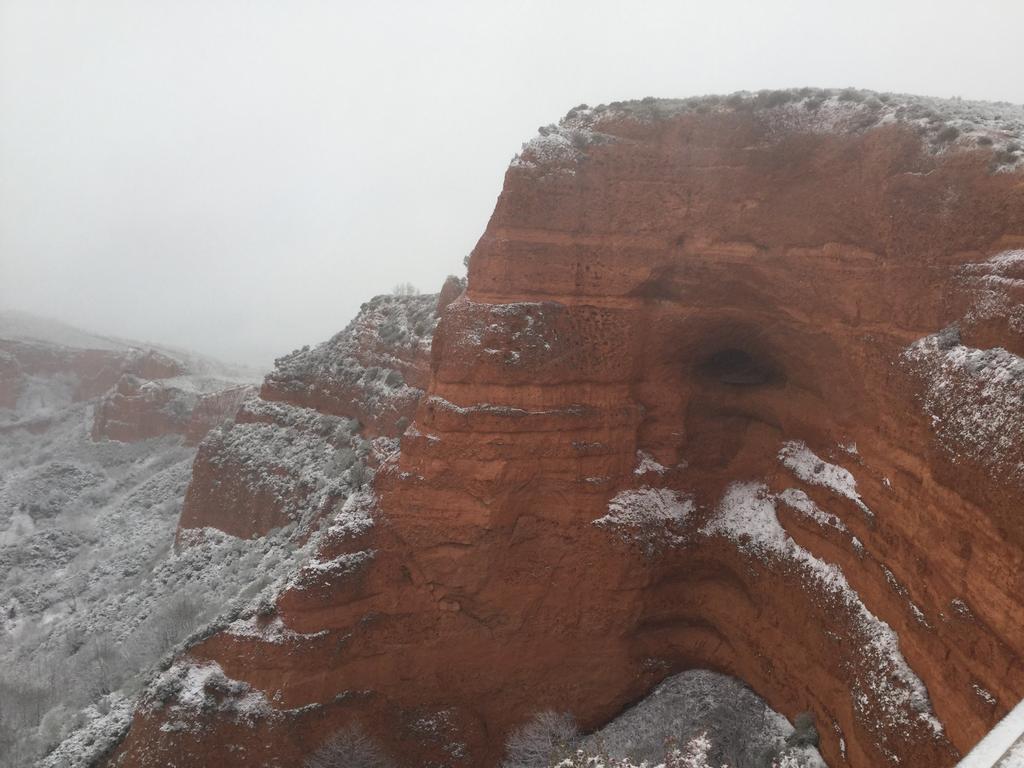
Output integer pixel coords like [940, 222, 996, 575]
[109, 93, 1024, 768]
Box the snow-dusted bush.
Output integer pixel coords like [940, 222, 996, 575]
[503, 711, 580, 768]
[305, 724, 396, 768]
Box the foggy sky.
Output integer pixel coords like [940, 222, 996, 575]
[2, 0, 1023, 368]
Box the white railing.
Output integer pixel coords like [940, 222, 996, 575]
[957, 699, 1024, 767]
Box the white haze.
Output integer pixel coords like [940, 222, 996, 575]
[1, 0, 1022, 367]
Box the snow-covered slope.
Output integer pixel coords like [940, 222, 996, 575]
[0, 320, 273, 766]
[0, 312, 383, 767]
[505, 669, 826, 768]
[0, 310, 261, 382]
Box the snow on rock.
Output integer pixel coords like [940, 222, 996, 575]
[0, 384, 359, 765]
[264, 292, 436, 433]
[594, 487, 693, 551]
[634, 450, 668, 476]
[272, 293, 436, 380]
[904, 328, 1024, 486]
[225, 614, 329, 644]
[144, 659, 277, 733]
[881, 565, 931, 628]
[443, 297, 562, 367]
[288, 549, 376, 591]
[974, 685, 999, 707]
[424, 393, 588, 420]
[511, 107, 615, 175]
[703, 482, 943, 755]
[326, 487, 377, 540]
[36, 693, 135, 768]
[513, 90, 1024, 176]
[195, 396, 370, 533]
[778, 440, 873, 518]
[777, 487, 849, 534]
[959, 250, 1024, 336]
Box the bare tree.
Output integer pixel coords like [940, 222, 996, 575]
[503, 711, 579, 768]
[305, 725, 395, 768]
[392, 282, 419, 297]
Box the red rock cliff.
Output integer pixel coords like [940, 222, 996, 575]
[110, 90, 1024, 768]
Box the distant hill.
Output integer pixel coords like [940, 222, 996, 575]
[0, 309, 263, 381]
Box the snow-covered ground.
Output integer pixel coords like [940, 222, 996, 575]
[0, 321, 375, 766]
[504, 669, 826, 768]
[0, 386, 374, 767]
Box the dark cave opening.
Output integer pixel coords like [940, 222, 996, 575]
[698, 347, 780, 386]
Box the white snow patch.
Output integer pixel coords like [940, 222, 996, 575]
[634, 450, 668, 476]
[37, 693, 135, 768]
[512, 90, 1024, 178]
[974, 685, 998, 706]
[289, 549, 376, 590]
[146, 659, 277, 734]
[779, 440, 873, 518]
[226, 615, 328, 644]
[594, 487, 694, 549]
[777, 487, 848, 534]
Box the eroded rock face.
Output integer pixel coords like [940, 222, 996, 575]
[184, 385, 259, 446]
[261, 293, 437, 437]
[0, 328, 258, 446]
[0, 341, 183, 408]
[91, 375, 198, 442]
[91, 377, 258, 445]
[111, 90, 1024, 768]
[175, 293, 436, 540]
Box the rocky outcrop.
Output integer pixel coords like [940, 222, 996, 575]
[0, 340, 184, 404]
[175, 294, 436, 540]
[260, 293, 437, 437]
[176, 397, 368, 539]
[437, 274, 467, 315]
[0, 340, 190, 436]
[0, 328, 257, 446]
[91, 376, 257, 444]
[184, 385, 258, 445]
[110, 89, 1024, 768]
[91, 375, 198, 442]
